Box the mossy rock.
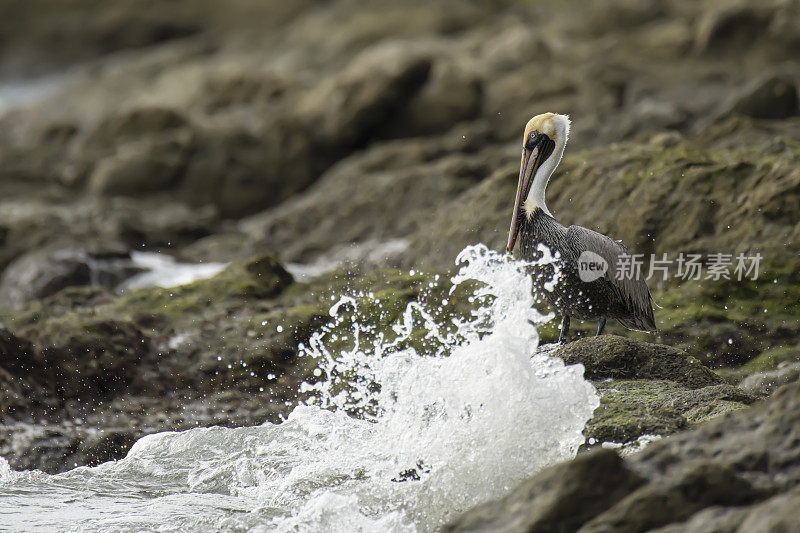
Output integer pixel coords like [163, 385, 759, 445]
[651, 258, 800, 368]
[587, 379, 755, 444]
[716, 344, 800, 383]
[113, 254, 293, 319]
[555, 335, 722, 389]
[18, 317, 151, 400]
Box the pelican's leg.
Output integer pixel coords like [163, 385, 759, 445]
[596, 316, 607, 336]
[558, 315, 570, 344]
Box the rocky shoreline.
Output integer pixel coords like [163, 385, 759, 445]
[1, 0, 799, 529]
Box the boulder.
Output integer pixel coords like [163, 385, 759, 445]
[0, 246, 142, 309]
[0, 389, 290, 474]
[588, 379, 754, 444]
[19, 318, 151, 400]
[384, 57, 483, 138]
[88, 131, 192, 195]
[581, 461, 761, 532]
[77, 428, 140, 467]
[179, 120, 313, 218]
[555, 336, 722, 389]
[297, 42, 432, 154]
[655, 485, 800, 532]
[194, 71, 299, 113]
[444, 448, 645, 533]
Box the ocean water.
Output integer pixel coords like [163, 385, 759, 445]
[0, 244, 599, 532]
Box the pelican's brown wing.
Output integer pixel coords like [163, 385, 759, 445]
[566, 225, 656, 332]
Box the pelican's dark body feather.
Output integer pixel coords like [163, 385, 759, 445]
[518, 207, 656, 332]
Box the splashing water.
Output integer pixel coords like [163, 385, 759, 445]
[0, 244, 598, 532]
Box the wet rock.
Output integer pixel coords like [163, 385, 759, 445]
[0, 329, 49, 419]
[740, 361, 800, 397]
[445, 448, 646, 532]
[115, 253, 293, 316]
[77, 428, 139, 467]
[551, 338, 755, 445]
[555, 336, 722, 389]
[655, 485, 800, 532]
[0, 259, 466, 472]
[19, 318, 151, 400]
[0, 423, 139, 473]
[581, 461, 762, 532]
[0, 389, 291, 473]
[588, 380, 754, 444]
[630, 382, 800, 506]
[0, 249, 88, 307]
[450, 382, 800, 531]
[0, 424, 84, 473]
[718, 344, 800, 384]
[0, 247, 142, 309]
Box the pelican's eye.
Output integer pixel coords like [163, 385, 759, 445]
[525, 131, 539, 150]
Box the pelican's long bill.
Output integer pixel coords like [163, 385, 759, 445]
[506, 143, 543, 253]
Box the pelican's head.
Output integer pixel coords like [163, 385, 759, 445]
[506, 112, 570, 253]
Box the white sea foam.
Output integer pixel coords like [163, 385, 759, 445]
[121, 251, 229, 291]
[0, 244, 598, 532]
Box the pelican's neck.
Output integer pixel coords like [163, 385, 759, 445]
[523, 134, 567, 219]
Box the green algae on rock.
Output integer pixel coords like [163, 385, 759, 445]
[113, 254, 293, 318]
[0, 255, 472, 472]
[588, 380, 754, 444]
[717, 343, 800, 386]
[554, 335, 722, 389]
[553, 337, 755, 444]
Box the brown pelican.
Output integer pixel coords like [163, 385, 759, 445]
[506, 113, 656, 343]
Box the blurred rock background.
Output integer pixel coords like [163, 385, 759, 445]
[0, 0, 799, 481]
